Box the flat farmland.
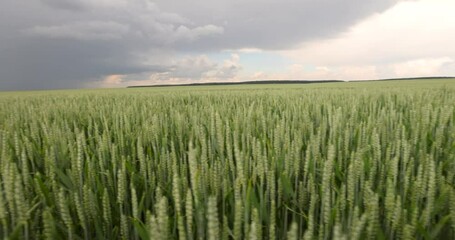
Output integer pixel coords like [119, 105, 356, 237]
[0, 79, 454, 239]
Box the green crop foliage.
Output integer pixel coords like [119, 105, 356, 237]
[0, 79, 455, 239]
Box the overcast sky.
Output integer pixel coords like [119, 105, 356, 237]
[1, 0, 454, 90]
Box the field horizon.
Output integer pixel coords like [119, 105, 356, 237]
[127, 76, 455, 88]
[1, 77, 455, 94]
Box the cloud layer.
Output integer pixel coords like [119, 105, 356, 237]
[7, 0, 455, 89]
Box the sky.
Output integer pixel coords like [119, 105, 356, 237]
[0, 0, 454, 90]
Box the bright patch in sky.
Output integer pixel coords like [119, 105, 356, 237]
[276, 0, 455, 80]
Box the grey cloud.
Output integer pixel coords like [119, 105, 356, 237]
[0, 0, 402, 90]
[24, 21, 130, 41]
[170, 55, 217, 79]
[162, 54, 241, 81]
[34, 1, 223, 46]
[122, 54, 242, 85]
[40, 0, 87, 11]
[40, 0, 129, 11]
[174, 25, 224, 43]
[0, 0, 222, 90]
[0, 38, 161, 90]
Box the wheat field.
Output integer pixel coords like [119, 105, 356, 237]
[0, 80, 454, 239]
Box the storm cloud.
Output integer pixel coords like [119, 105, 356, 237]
[0, 0, 402, 90]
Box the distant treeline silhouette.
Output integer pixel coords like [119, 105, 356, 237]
[127, 77, 454, 88]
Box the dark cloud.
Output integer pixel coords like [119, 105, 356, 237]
[155, 0, 402, 50]
[0, 0, 402, 90]
[40, 0, 87, 11]
[0, 38, 160, 90]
